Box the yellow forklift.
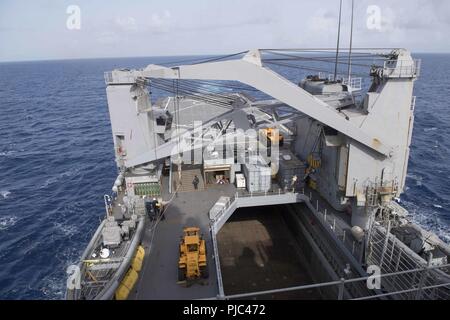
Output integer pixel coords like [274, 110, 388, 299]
[177, 227, 209, 286]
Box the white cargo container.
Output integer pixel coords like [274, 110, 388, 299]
[243, 163, 271, 193]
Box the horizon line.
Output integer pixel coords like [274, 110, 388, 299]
[1, 50, 450, 64]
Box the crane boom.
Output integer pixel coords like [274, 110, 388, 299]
[136, 50, 391, 157]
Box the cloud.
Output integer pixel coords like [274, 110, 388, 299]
[2, 0, 450, 62]
[148, 10, 172, 33]
[308, 10, 337, 33]
[112, 11, 172, 35]
[96, 31, 119, 45]
[114, 16, 138, 32]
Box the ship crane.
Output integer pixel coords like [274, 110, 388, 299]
[105, 48, 419, 229]
[122, 49, 391, 165]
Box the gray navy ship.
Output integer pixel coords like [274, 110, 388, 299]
[65, 46, 450, 300]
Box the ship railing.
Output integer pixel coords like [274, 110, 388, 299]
[211, 187, 356, 251]
[212, 262, 450, 300]
[383, 59, 421, 78]
[211, 187, 302, 224]
[104, 72, 113, 85]
[323, 73, 362, 91]
[303, 189, 365, 262]
[209, 188, 450, 300]
[305, 188, 450, 300]
[366, 224, 450, 300]
[209, 187, 304, 299]
[342, 77, 362, 91]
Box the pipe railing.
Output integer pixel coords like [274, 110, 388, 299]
[208, 262, 450, 300]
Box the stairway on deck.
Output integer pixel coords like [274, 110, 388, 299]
[173, 166, 205, 192]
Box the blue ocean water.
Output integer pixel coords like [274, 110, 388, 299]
[0, 54, 449, 299]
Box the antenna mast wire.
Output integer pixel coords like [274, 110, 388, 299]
[334, 0, 343, 81]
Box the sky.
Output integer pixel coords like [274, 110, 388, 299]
[0, 0, 449, 62]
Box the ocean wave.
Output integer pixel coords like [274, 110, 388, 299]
[0, 215, 18, 230]
[401, 199, 450, 244]
[0, 151, 15, 157]
[53, 222, 79, 237]
[39, 274, 65, 300]
[39, 247, 84, 299]
[0, 190, 11, 199]
[39, 168, 81, 189]
[406, 173, 423, 186]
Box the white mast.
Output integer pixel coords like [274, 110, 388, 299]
[347, 0, 355, 83]
[333, 0, 343, 81]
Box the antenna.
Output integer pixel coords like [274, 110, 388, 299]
[347, 0, 355, 83]
[334, 0, 343, 82]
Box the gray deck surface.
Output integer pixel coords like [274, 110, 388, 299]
[130, 169, 356, 300]
[131, 178, 235, 299]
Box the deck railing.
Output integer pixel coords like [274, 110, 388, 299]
[383, 59, 421, 78]
[214, 262, 450, 300]
[208, 185, 450, 300]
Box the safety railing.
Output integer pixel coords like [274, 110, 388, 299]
[104, 72, 113, 85]
[212, 187, 361, 257]
[213, 262, 450, 300]
[342, 77, 362, 91]
[366, 224, 450, 300]
[383, 59, 421, 78]
[210, 223, 225, 298]
[210, 187, 304, 227]
[322, 73, 362, 91]
[208, 186, 450, 300]
[304, 190, 364, 261]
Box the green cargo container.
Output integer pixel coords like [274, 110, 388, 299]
[134, 183, 161, 196]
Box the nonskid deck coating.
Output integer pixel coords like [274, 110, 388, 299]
[130, 171, 343, 300]
[131, 181, 236, 299]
